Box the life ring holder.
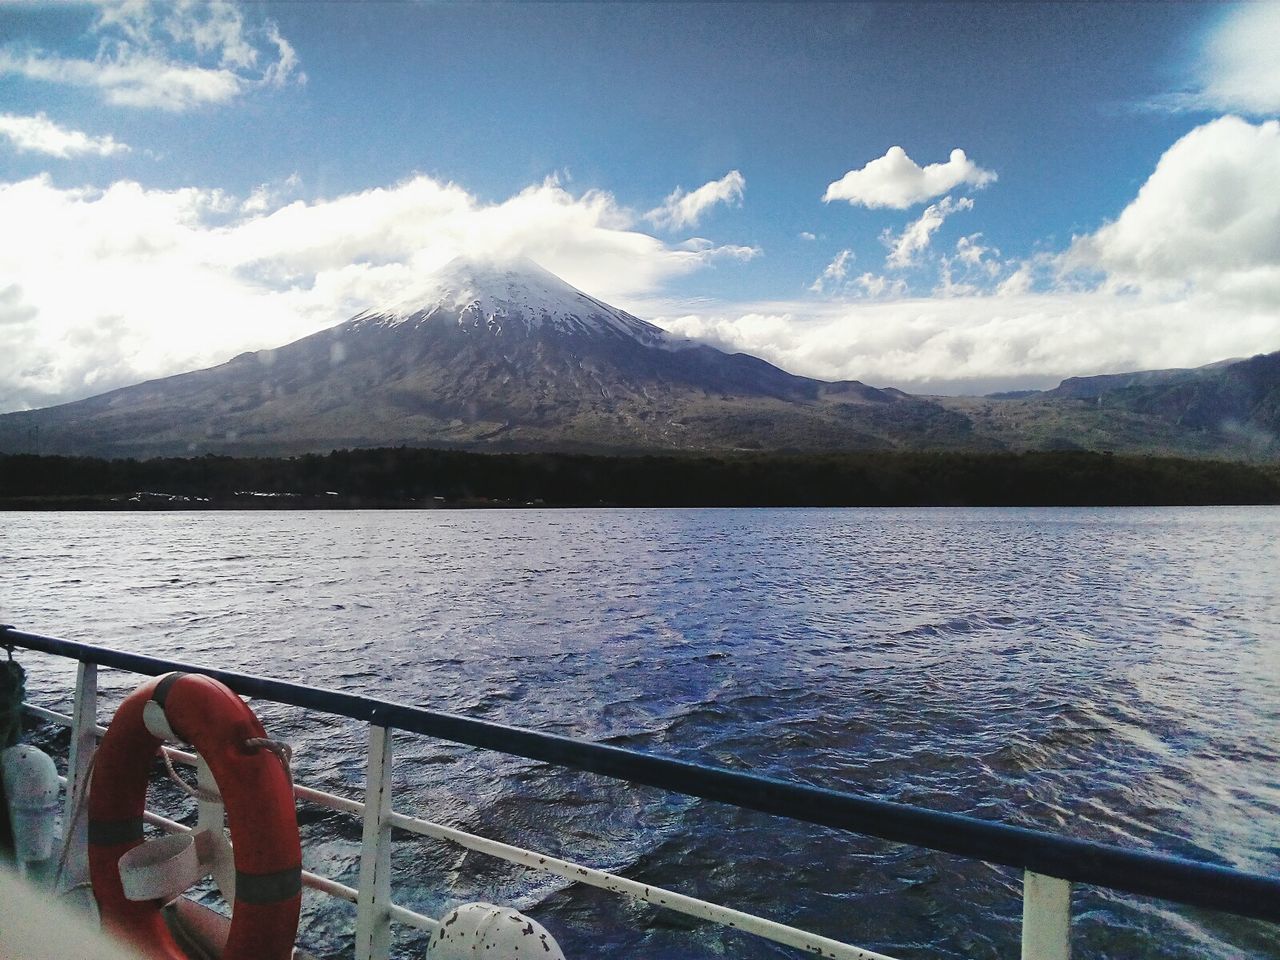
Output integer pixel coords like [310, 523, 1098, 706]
[88, 672, 302, 960]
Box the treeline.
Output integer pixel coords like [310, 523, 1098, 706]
[2, 448, 1278, 507]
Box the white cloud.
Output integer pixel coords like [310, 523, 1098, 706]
[0, 112, 129, 157]
[807, 250, 910, 299]
[883, 196, 973, 268]
[0, 49, 239, 110]
[0, 0, 304, 112]
[853, 273, 907, 300]
[808, 249, 854, 292]
[825, 250, 854, 278]
[675, 237, 760, 260]
[996, 263, 1035, 297]
[1163, 3, 1280, 115]
[936, 233, 1004, 297]
[241, 172, 302, 215]
[259, 21, 301, 89]
[1066, 115, 1280, 306]
[798, 231, 816, 241]
[823, 146, 996, 209]
[0, 172, 757, 411]
[954, 234, 996, 271]
[646, 170, 745, 230]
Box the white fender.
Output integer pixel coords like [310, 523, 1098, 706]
[1, 744, 60, 866]
[427, 902, 567, 959]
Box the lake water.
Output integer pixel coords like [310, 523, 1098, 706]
[2, 507, 1278, 959]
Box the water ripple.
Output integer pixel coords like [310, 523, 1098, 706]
[1, 506, 1278, 958]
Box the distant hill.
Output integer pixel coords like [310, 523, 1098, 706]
[939, 353, 1280, 460]
[0, 257, 1276, 460]
[1044, 356, 1244, 400]
[1105, 351, 1280, 438]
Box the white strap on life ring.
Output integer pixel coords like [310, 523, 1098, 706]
[196, 757, 236, 902]
[118, 829, 238, 904]
[118, 833, 200, 903]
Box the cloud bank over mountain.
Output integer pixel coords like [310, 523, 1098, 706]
[4, 110, 1280, 411]
[0, 172, 756, 411]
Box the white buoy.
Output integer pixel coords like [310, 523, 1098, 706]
[426, 902, 567, 959]
[1, 744, 60, 870]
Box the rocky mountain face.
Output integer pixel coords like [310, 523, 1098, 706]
[0, 258, 969, 458]
[938, 352, 1280, 459]
[1043, 356, 1244, 400]
[1103, 351, 1280, 435]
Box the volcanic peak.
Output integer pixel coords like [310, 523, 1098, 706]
[350, 255, 673, 346]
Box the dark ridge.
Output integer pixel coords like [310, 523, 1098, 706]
[984, 390, 1042, 400]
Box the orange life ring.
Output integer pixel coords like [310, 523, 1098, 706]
[89, 672, 302, 960]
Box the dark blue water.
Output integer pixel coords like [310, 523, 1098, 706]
[2, 508, 1278, 958]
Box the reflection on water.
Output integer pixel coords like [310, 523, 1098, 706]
[3, 507, 1278, 958]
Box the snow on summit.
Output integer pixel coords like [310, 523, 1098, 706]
[353, 256, 672, 345]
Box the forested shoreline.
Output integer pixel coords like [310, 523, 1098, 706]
[2, 448, 1278, 508]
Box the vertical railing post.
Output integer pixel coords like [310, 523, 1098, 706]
[355, 724, 393, 960]
[59, 661, 97, 892]
[1021, 870, 1071, 960]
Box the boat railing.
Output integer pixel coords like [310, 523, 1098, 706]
[4, 626, 1278, 960]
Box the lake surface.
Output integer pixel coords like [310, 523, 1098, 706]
[2, 508, 1278, 959]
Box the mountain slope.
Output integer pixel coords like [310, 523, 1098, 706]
[1105, 351, 1280, 438]
[0, 257, 971, 457]
[938, 351, 1280, 459]
[1044, 356, 1244, 400]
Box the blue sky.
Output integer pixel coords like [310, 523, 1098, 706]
[2, 1, 1279, 409]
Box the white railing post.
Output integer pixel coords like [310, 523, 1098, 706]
[59, 661, 97, 891]
[1021, 871, 1071, 960]
[354, 725, 393, 960]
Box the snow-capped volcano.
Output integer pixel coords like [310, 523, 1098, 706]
[2, 255, 1273, 458]
[0, 256, 946, 457]
[352, 256, 672, 346]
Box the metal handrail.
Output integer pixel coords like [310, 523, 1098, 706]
[5, 626, 1280, 926]
[27, 703, 881, 958]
